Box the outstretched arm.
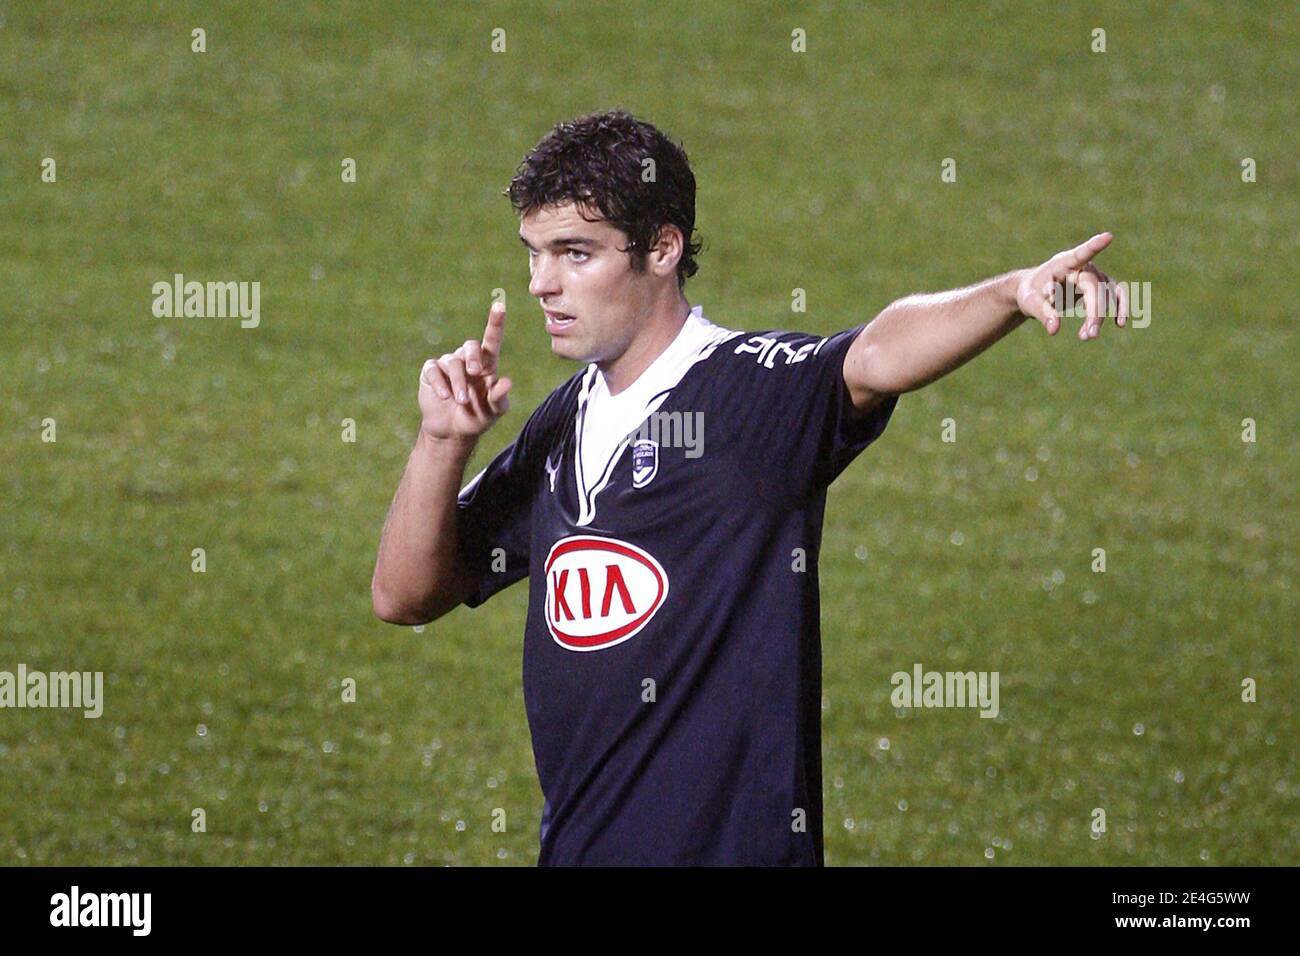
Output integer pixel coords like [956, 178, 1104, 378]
[843, 233, 1128, 415]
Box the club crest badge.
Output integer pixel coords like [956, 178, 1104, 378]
[631, 439, 659, 489]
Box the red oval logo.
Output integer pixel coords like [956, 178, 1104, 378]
[543, 535, 669, 651]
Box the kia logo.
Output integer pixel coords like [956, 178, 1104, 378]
[544, 535, 669, 651]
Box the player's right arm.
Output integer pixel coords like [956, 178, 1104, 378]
[371, 302, 513, 625]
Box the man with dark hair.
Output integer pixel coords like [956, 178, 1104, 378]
[371, 109, 1127, 865]
[505, 109, 703, 288]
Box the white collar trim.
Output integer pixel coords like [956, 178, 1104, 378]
[571, 305, 737, 525]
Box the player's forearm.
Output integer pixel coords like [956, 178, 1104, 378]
[371, 432, 477, 624]
[851, 269, 1029, 395]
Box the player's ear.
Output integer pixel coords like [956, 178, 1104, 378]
[648, 225, 683, 279]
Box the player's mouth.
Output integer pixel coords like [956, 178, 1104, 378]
[544, 309, 577, 335]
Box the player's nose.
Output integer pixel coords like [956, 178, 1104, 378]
[528, 256, 560, 299]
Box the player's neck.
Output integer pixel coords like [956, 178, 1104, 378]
[598, 296, 692, 397]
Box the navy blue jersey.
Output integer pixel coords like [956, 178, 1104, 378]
[455, 305, 897, 865]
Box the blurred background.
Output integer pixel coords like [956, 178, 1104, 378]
[1, 1, 1295, 865]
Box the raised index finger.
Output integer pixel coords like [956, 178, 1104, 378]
[481, 301, 507, 366]
[1059, 232, 1113, 271]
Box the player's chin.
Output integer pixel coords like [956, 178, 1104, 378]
[549, 337, 587, 361]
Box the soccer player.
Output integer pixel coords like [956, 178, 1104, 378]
[371, 110, 1127, 866]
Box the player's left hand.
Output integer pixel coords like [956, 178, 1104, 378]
[1015, 232, 1129, 340]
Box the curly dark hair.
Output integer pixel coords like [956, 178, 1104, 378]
[505, 109, 702, 288]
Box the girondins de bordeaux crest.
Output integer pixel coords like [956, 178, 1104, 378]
[631, 439, 659, 488]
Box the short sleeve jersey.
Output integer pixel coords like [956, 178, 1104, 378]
[455, 305, 897, 865]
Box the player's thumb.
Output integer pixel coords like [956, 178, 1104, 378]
[489, 377, 513, 414]
[419, 358, 436, 386]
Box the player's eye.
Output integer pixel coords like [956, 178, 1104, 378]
[567, 249, 590, 263]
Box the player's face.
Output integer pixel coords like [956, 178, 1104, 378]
[520, 201, 664, 365]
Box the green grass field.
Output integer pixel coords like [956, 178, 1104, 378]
[1, 1, 1295, 865]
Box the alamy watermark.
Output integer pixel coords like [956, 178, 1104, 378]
[890, 663, 999, 718]
[1051, 278, 1151, 328]
[151, 273, 260, 328]
[0, 664, 103, 718]
[50, 886, 150, 936]
[622, 410, 705, 458]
